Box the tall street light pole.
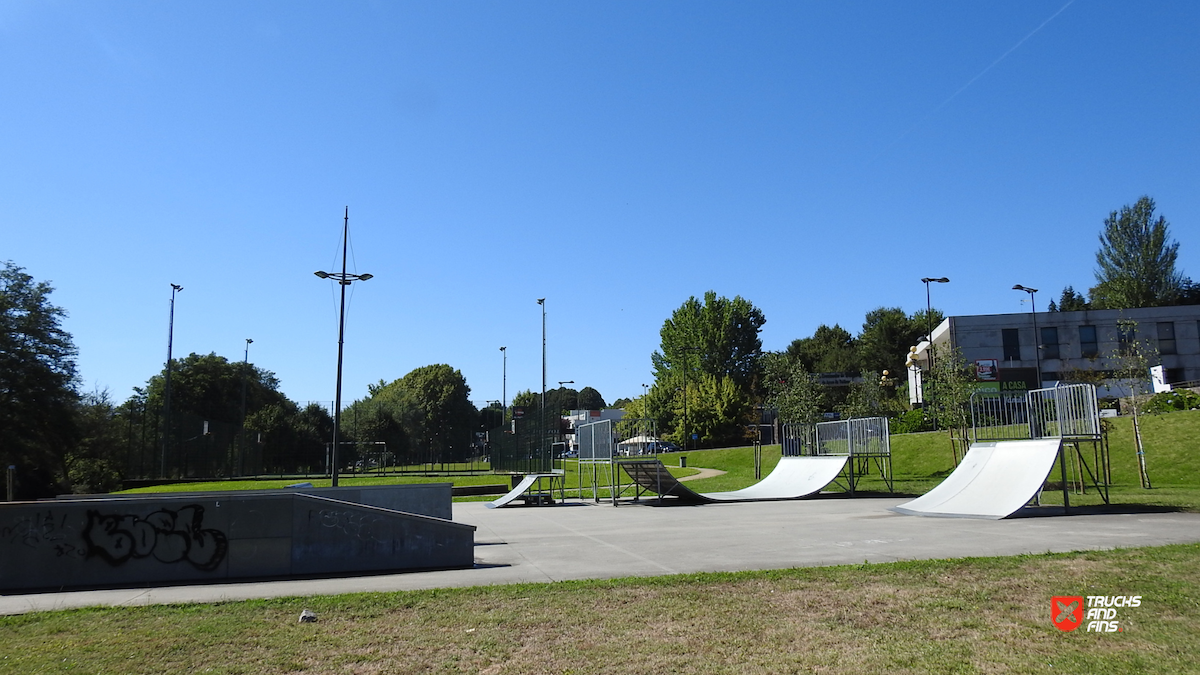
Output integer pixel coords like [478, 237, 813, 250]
[238, 338, 253, 476]
[161, 283, 183, 478]
[537, 298, 546, 455]
[315, 207, 373, 487]
[919, 277, 950, 368]
[1013, 285, 1042, 386]
[920, 277, 949, 430]
[499, 346, 507, 421]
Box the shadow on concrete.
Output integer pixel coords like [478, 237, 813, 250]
[1010, 503, 1182, 518]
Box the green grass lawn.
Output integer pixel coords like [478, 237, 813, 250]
[120, 408, 1200, 510]
[3, 544, 1198, 674]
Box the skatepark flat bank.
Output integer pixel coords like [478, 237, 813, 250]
[3, 497, 1199, 615]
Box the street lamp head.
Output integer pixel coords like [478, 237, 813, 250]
[170, 283, 183, 292]
[499, 346, 506, 352]
[314, 271, 330, 279]
[1013, 284, 1038, 293]
[357, 273, 374, 281]
[537, 298, 545, 305]
[246, 338, 253, 345]
[921, 277, 950, 284]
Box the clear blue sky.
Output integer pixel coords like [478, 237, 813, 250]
[4, 1, 1198, 409]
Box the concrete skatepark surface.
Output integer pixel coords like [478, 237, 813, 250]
[4, 496, 1200, 615]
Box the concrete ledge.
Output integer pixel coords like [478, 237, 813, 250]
[1, 490, 474, 593]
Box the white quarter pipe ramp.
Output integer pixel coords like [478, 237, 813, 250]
[619, 456, 850, 504]
[703, 456, 849, 501]
[891, 439, 1063, 519]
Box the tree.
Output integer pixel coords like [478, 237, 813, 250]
[577, 386, 606, 410]
[545, 386, 578, 414]
[785, 324, 858, 374]
[762, 352, 827, 425]
[651, 291, 766, 396]
[0, 262, 80, 497]
[1090, 196, 1185, 309]
[358, 364, 478, 465]
[1110, 319, 1157, 489]
[1048, 286, 1089, 312]
[857, 307, 928, 376]
[511, 389, 539, 409]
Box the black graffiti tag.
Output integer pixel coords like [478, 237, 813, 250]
[82, 505, 228, 572]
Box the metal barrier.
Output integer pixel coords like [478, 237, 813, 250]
[780, 417, 892, 494]
[577, 418, 656, 504]
[971, 383, 1101, 442]
[969, 383, 1109, 506]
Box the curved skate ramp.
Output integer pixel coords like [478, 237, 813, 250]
[488, 474, 557, 509]
[619, 456, 849, 504]
[891, 439, 1062, 519]
[702, 456, 849, 501]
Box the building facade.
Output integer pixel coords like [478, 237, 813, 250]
[915, 304, 1200, 394]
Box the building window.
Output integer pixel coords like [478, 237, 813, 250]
[1118, 323, 1136, 355]
[1079, 325, 1098, 357]
[1166, 367, 1185, 384]
[1002, 328, 1021, 362]
[1158, 322, 1176, 355]
[1041, 326, 1060, 360]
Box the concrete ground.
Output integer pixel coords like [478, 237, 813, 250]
[4, 496, 1200, 615]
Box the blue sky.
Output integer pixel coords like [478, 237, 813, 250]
[3, 1, 1198, 409]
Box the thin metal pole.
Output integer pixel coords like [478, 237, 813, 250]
[1030, 293, 1042, 386]
[331, 208, 349, 487]
[162, 283, 182, 478]
[239, 338, 252, 477]
[538, 299, 546, 460]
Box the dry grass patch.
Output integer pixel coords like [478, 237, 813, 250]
[2, 545, 1198, 674]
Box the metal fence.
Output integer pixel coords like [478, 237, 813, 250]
[490, 407, 561, 474]
[577, 419, 614, 462]
[783, 417, 891, 457]
[971, 383, 1101, 442]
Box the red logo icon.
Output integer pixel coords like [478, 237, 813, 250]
[1052, 596, 1084, 632]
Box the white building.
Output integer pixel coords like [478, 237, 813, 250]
[911, 304, 1200, 397]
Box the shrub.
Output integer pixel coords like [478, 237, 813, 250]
[1143, 389, 1200, 414]
[890, 409, 933, 434]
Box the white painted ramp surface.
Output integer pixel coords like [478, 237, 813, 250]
[487, 475, 541, 509]
[702, 456, 849, 501]
[892, 439, 1062, 519]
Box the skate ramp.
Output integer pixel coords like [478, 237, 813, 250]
[619, 456, 849, 504]
[488, 475, 543, 509]
[891, 439, 1063, 519]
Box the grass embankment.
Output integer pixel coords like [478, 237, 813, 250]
[4, 544, 1198, 674]
[668, 409, 1200, 510]
[118, 463, 701, 501]
[119, 409, 1200, 509]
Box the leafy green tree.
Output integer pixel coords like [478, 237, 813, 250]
[762, 352, 827, 424]
[358, 364, 478, 464]
[1090, 196, 1185, 309]
[545, 386, 578, 414]
[837, 372, 887, 420]
[0, 262, 80, 497]
[857, 307, 929, 376]
[651, 291, 766, 396]
[609, 397, 632, 409]
[577, 386, 606, 410]
[786, 324, 858, 374]
[679, 374, 752, 447]
[511, 389, 539, 409]
[66, 390, 125, 493]
[138, 352, 290, 425]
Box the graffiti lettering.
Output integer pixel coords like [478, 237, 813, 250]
[316, 509, 383, 542]
[82, 505, 228, 571]
[2, 510, 74, 549]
